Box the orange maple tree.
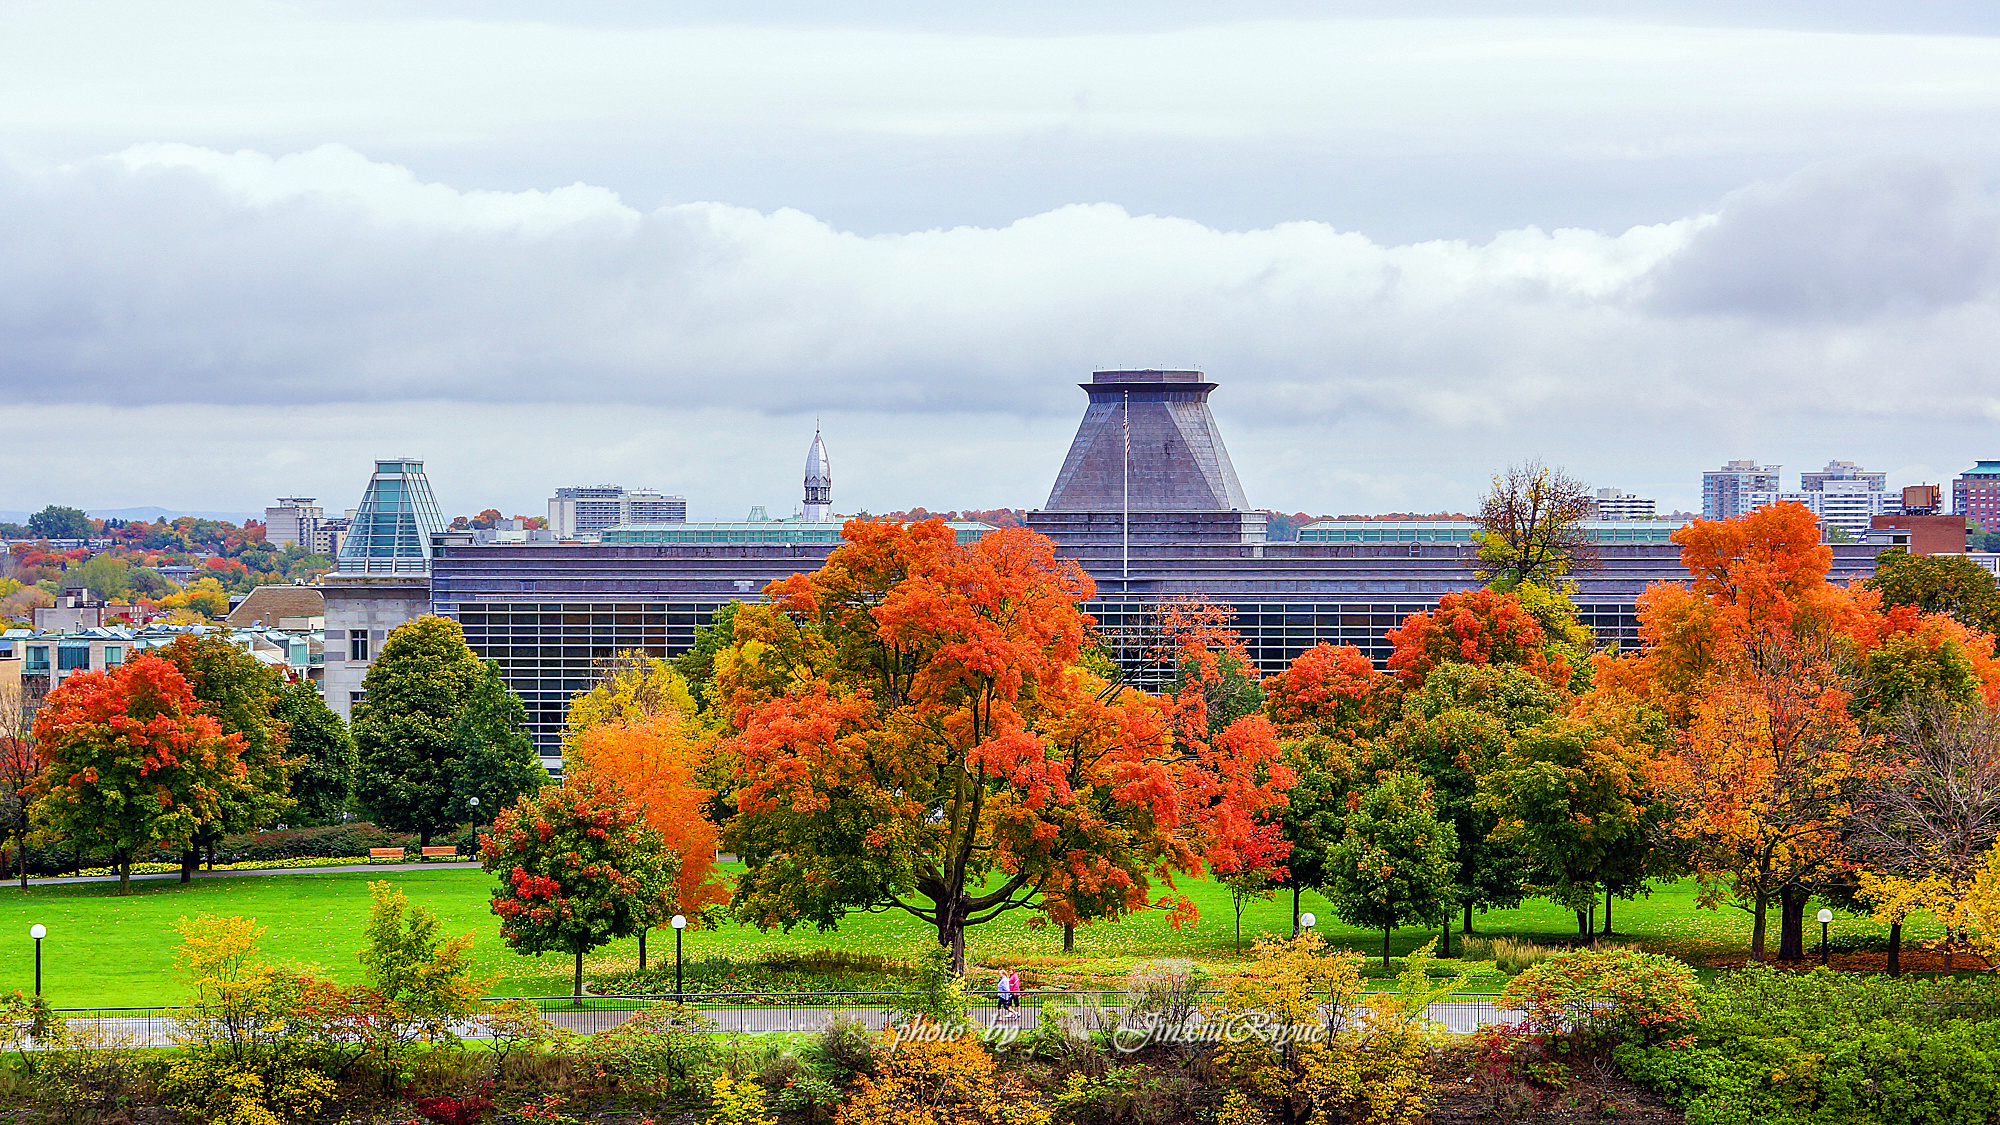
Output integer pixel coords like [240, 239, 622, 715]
[714, 520, 1286, 968]
[570, 714, 730, 921]
[1265, 642, 1400, 740]
[1386, 587, 1570, 691]
[32, 653, 246, 893]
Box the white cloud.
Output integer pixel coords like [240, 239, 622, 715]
[2, 143, 1999, 519]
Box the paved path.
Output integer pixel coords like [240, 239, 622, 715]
[64, 998, 1505, 1048]
[6, 862, 481, 887]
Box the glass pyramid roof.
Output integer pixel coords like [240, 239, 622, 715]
[335, 459, 444, 576]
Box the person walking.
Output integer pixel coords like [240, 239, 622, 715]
[1008, 970, 1025, 1020]
[995, 968, 1014, 1019]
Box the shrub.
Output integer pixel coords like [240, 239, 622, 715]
[32, 1023, 154, 1125]
[889, 943, 971, 1031]
[834, 1033, 1050, 1125]
[160, 1050, 338, 1125]
[568, 1003, 720, 1102]
[408, 1093, 496, 1125]
[810, 1016, 875, 1081]
[1121, 959, 1208, 1034]
[1499, 945, 1697, 1048]
[1617, 966, 2000, 1125]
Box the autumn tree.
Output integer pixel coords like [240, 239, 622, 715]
[1386, 587, 1574, 692]
[1657, 637, 1873, 961]
[452, 660, 548, 820]
[273, 679, 356, 826]
[1265, 643, 1398, 742]
[671, 603, 743, 711]
[352, 617, 485, 845]
[717, 521, 1286, 970]
[1850, 699, 2000, 973]
[563, 650, 698, 750]
[1324, 770, 1457, 968]
[1866, 548, 2000, 638]
[482, 773, 677, 1001]
[570, 714, 731, 924]
[1473, 458, 1598, 589]
[0, 688, 41, 886]
[157, 634, 295, 880]
[32, 654, 247, 892]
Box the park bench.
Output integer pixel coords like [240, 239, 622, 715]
[419, 846, 459, 860]
[368, 847, 406, 860]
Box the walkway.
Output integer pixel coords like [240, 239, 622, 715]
[8, 862, 481, 888]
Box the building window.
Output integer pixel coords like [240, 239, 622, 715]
[349, 629, 371, 662]
[24, 647, 48, 675]
[104, 646, 123, 667]
[350, 691, 366, 708]
[57, 647, 90, 671]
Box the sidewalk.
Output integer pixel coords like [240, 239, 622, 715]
[6, 861, 482, 887]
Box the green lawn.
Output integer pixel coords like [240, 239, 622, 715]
[0, 867, 1937, 1009]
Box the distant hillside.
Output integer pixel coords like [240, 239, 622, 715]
[0, 505, 262, 525]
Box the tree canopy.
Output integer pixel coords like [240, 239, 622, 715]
[352, 616, 486, 845]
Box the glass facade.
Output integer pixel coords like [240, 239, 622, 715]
[1297, 520, 1682, 544]
[335, 460, 445, 575]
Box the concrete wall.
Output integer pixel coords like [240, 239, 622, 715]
[319, 578, 432, 720]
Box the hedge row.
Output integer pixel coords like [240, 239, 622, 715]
[0, 821, 485, 877]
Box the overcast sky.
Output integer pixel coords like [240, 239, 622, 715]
[3, 2, 1999, 521]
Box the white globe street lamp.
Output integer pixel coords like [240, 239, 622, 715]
[1817, 908, 1834, 966]
[671, 914, 688, 1002]
[28, 924, 45, 995]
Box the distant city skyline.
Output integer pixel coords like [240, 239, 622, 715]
[3, 4, 1998, 519]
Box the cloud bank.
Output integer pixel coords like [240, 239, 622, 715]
[0, 143, 1996, 517]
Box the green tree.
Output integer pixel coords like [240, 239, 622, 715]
[1866, 548, 2000, 636]
[352, 616, 485, 845]
[1275, 736, 1369, 936]
[157, 634, 295, 880]
[672, 602, 741, 710]
[26, 505, 91, 539]
[1481, 710, 1669, 937]
[67, 554, 131, 602]
[452, 660, 548, 821]
[1385, 663, 1555, 939]
[482, 773, 677, 1001]
[1324, 770, 1458, 968]
[273, 679, 356, 826]
[357, 881, 483, 1087]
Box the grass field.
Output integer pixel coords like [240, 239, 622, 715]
[0, 865, 1942, 1009]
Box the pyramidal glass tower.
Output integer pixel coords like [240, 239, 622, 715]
[335, 459, 445, 575]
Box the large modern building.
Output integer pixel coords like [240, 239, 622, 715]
[1702, 460, 1780, 521]
[264, 497, 325, 549]
[418, 375, 1880, 760]
[1591, 488, 1657, 521]
[547, 487, 688, 541]
[1956, 462, 2000, 532]
[321, 459, 446, 717]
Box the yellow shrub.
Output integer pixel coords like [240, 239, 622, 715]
[711, 1074, 778, 1125]
[834, 1033, 1049, 1125]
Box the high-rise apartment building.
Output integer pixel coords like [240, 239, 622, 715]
[547, 487, 687, 540]
[1800, 460, 1887, 493]
[264, 497, 324, 548]
[1702, 461, 1780, 521]
[1592, 488, 1657, 521]
[1955, 462, 2000, 532]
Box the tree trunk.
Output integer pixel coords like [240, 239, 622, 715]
[1777, 885, 1809, 962]
[1576, 908, 1590, 939]
[1602, 887, 1613, 937]
[1292, 885, 1302, 938]
[572, 947, 584, 1005]
[1383, 925, 1392, 971]
[17, 838, 25, 888]
[1463, 900, 1474, 935]
[1234, 899, 1244, 956]
[180, 846, 198, 884]
[1062, 924, 1074, 953]
[1749, 889, 1769, 962]
[1888, 920, 1902, 977]
[1441, 920, 1452, 958]
[419, 828, 433, 848]
[117, 852, 131, 895]
[638, 929, 647, 972]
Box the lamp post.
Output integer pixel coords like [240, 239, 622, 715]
[1817, 908, 1833, 966]
[1298, 913, 1316, 939]
[671, 914, 687, 1002]
[29, 924, 44, 996]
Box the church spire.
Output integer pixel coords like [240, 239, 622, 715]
[803, 429, 832, 523]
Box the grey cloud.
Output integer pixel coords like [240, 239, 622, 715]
[1646, 161, 2000, 318]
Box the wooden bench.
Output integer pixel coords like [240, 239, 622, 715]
[368, 848, 406, 860]
[419, 846, 459, 860]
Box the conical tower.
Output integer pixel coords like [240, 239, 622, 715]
[803, 430, 832, 523]
[334, 458, 445, 575]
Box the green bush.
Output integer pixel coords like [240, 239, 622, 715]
[567, 1002, 720, 1104]
[1618, 966, 2000, 1125]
